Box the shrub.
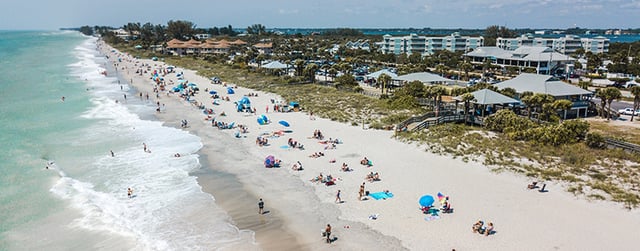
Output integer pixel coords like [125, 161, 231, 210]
[585, 132, 606, 149]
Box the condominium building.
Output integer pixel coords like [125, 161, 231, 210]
[497, 34, 609, 54]
[378, 32, 484, 55]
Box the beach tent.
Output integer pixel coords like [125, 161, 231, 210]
[227, 87, 235, 94]
[419, 195, 435, 207]
[209, 90, 218, 95]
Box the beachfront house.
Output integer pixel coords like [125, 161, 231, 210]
[253, 42, 274, 54]
[454, 88, 521, 119]
[165, 38, 247, 55]
[465, 46, 575, 75]
[494, 73, 593, 118]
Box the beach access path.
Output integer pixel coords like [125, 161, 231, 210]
[103, 42, 640, 250]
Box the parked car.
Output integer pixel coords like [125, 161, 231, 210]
[618, 108, 640, 116]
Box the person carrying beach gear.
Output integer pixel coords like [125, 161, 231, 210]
[324, 224, 332, 243]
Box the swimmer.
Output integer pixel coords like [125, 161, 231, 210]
[110, 150, 115, 157]
[61, 96, 65, 102]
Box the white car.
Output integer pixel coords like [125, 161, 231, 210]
[618, 108, 640, 116]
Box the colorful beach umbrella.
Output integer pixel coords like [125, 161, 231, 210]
[419, 195, 435, 207]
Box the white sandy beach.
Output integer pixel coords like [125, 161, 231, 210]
[102, 41, 640, 250]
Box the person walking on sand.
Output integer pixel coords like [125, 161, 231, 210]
[143, 143, 147, 152]
[335, 190, 342, 203]
[325, 224, 332, 243]
[359, 182, 365, 201]
[127, 187, 133, 198]
[258, 198, 264, 214]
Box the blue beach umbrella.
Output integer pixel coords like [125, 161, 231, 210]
[419, 195, 435, 207]
[187, 83, 197, 87]
[209, 90, 218, 95]
[278, 120, 290, 127]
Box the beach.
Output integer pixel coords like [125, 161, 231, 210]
[101, 40, 640, 250]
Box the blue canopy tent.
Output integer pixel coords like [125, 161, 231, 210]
[209, 90, 218, 95]
[227, 87, 235, 94]
[237, 96, 251, 112]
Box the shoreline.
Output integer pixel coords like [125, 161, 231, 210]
[100, 39, 640, 250]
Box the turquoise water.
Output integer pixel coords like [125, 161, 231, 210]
[0, 31, 256, 250]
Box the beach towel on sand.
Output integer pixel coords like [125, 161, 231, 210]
[424, 215, 440, 221]
[369, 192, 394, 200]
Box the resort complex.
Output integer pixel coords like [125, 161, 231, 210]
[497, 34, 610, 54]
[377, 32, 484, 55]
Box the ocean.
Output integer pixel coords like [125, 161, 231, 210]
[0, 31, 257, 250]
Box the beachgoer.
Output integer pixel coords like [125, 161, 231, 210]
[335, 190, 342, 203]
[484, 222, 494, 236]
[472, 220, 484, 233]
[143, 143, 147, 152]
[258, 198, 264, 214]
[359, 182, 365, 200]
[110, 150, 115, 157]
[127, 187, 133, 198]
[325, 224, 332, 243]
[61, 96, 65, 102]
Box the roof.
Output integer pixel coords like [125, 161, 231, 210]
[261, 61, 289, 69]
[454, 88, 520, 105]
[253, 42, 273, 49]
[366, 69, 397, 79]
[466, 46, 574, 62]
[495, 73, 593, 96]
[394, 72, 453, 83]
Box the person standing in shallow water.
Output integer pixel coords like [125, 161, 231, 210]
[258, 198, 264, 214]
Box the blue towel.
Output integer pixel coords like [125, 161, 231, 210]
[369, 192, 394, 200]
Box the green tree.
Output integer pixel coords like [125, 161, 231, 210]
[294, 59, 305, 77]
[166, 20, 195, 39]
[630, 86, 640, 122]
[334, 74, 358, 91]
[552, 99, 573, 121]
[460, 93, 476, 124]
[246, 24, 266, 35]
[377, 73, 392, 95]
[577, 81, 591, 90]
[435, 64, 448, 77]
[499, 87, 517, 98]
[304, 63, 319, 82]
[460, 61, 473, 81]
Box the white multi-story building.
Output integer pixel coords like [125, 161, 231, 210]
[378, 32, 484, 55]
[497, 34, 609, 54]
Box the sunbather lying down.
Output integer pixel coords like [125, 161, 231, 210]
[309, 152, 324, 158]
[366, 172, 380, 182]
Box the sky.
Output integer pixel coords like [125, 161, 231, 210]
[1, 0, 639, 30]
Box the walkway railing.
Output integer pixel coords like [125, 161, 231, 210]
[605, 138, 640, 153]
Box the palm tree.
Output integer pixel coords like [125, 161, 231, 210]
[294, 59, 305, 77]
[460, 93, 476, 124]
[595, 88, 608, 118]
[630, 86, 640, 122]
[460, 62, 473, 81]
[435, 64, 448, 77]
[577, 81, 591, 90]
[604, 87, 622, 120]
[377, 73, 392, 95]
[499, 87, 517, 98]
[304, 63, 319, 83]
[520, 91, 535, 118]
[552, 99, 573, 121]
